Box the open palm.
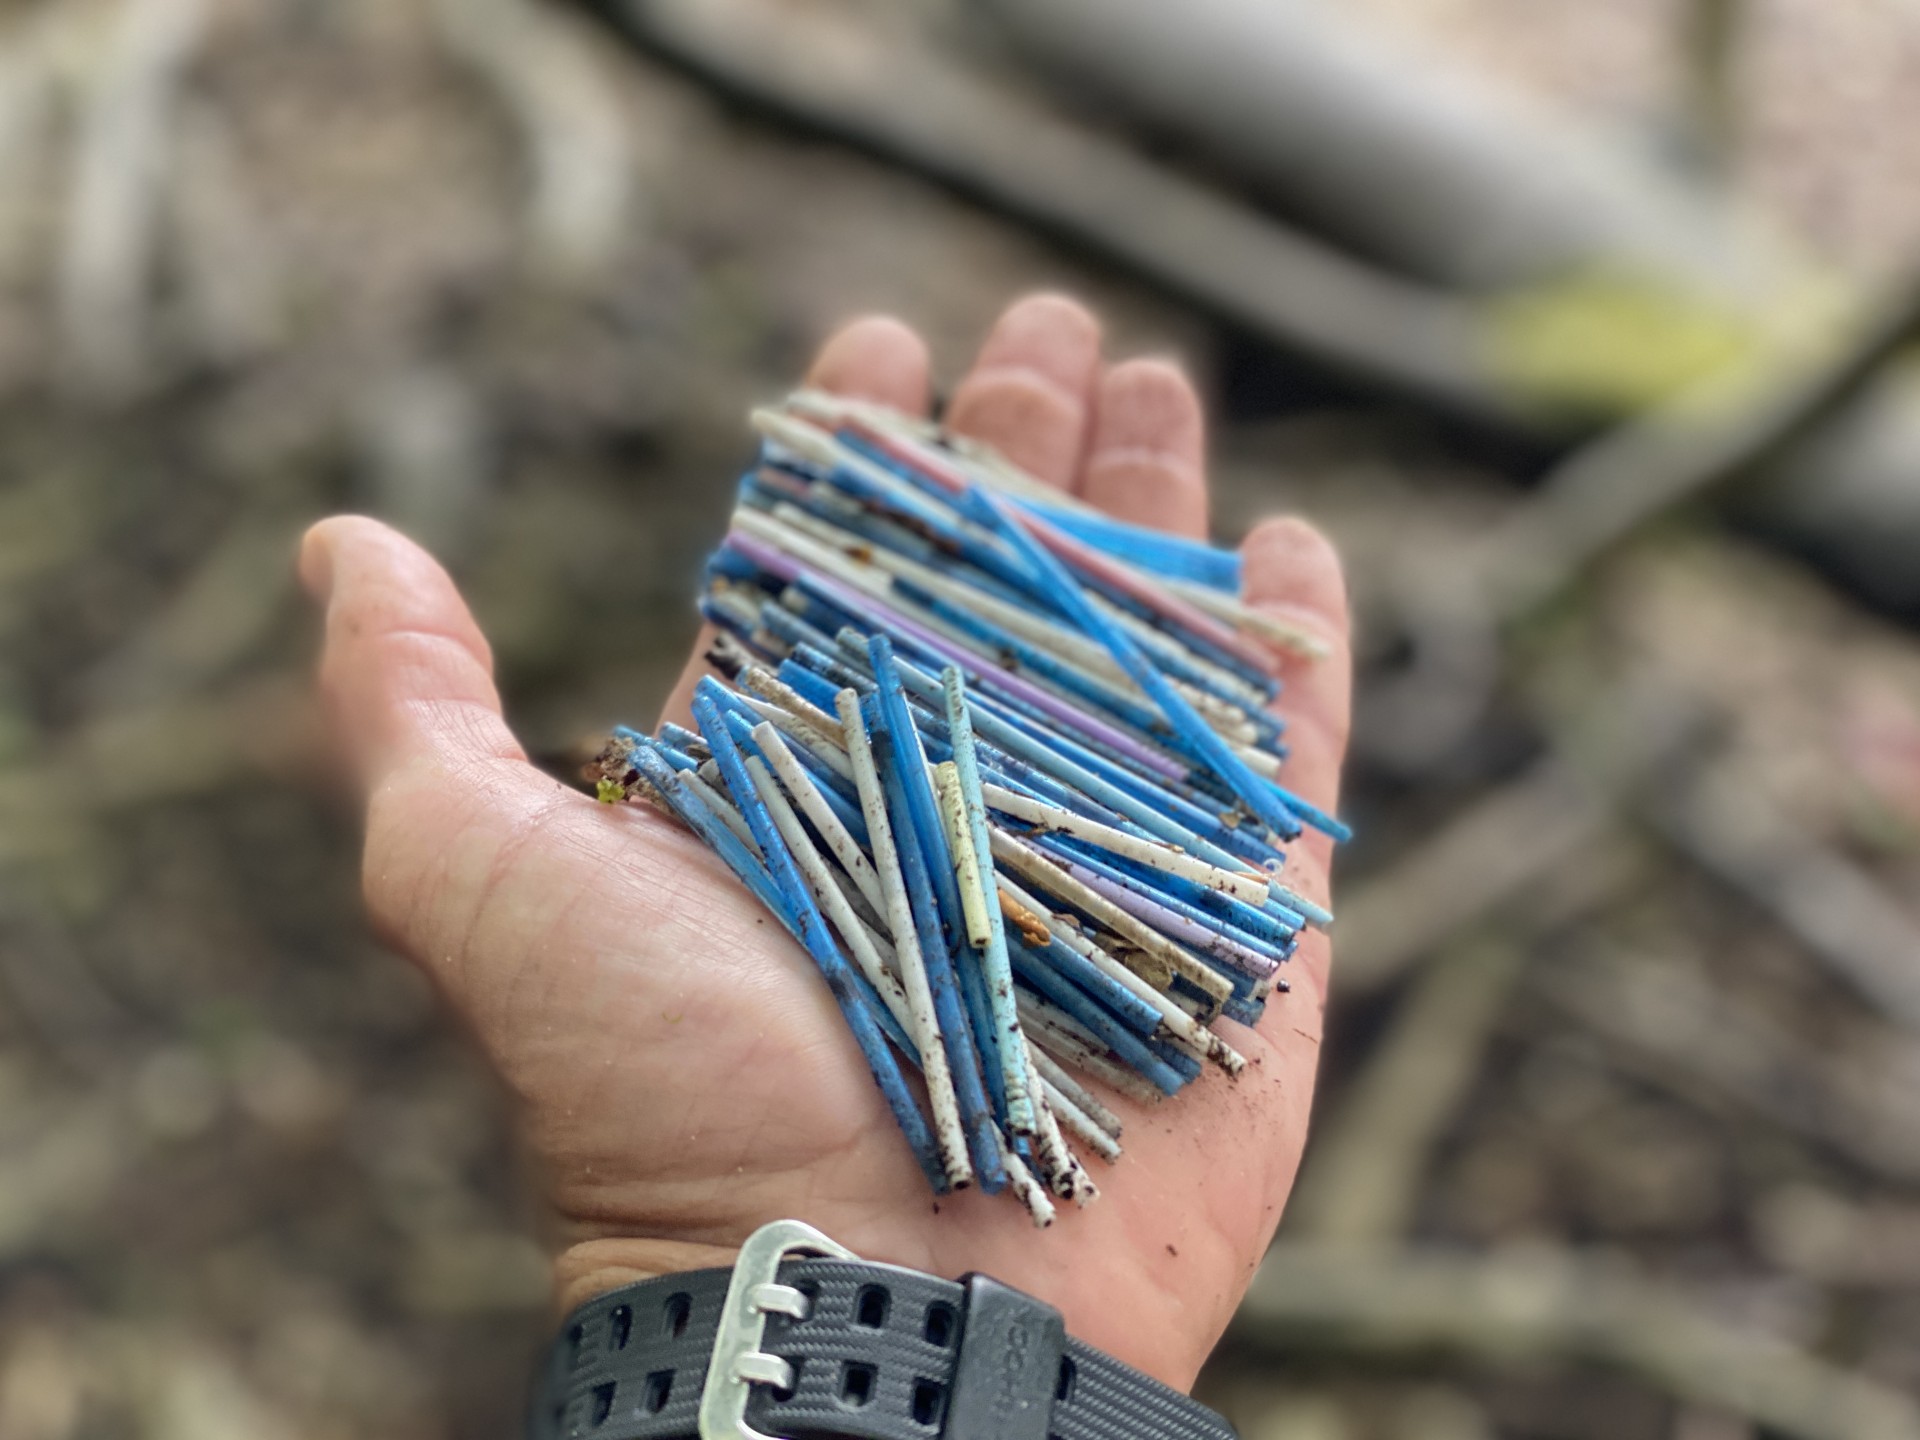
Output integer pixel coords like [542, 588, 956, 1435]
[301, 295, 1351, 1392]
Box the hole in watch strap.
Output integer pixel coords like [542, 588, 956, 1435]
[839, 1361, 876, 1408]
[588, 1381, 616, 1427]
[924, 1302, 956, 1348]
[642, 1370, 673, 1414]
[855, 1284, 890, 1329]
[911, 1378, 946, 1427]
[663, 1292, 692, 1340]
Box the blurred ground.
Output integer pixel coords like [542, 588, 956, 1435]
[1, 1, 1919, 1437]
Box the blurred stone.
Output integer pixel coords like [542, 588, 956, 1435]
[0, 1326, 81, 1440]
[1245, 1394, 1355, 1440]
[135, 1046, 223, 1140]
[400, 1230, 550, 1316]
[1391, 1387, 1494, 1440]
[139, 1340, 297, 1440]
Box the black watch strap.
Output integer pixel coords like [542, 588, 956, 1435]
[529, 1246, 1235, 1440]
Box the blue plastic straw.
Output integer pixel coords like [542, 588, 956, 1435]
[854, 683, 1007, 1192]
[773, 658, 844, 716]
[689, 687, 946, 1190]
[715, 704, 869, 846]
[1011, 496, 1243, 593]
[941, 668, 1037, 1136]
[630, 740, 922, 1060]
[866, 642, 1014, 1137]
[885, 647, 1280, 882]
[1147, 1035, 1205, 1084]
[1018, 933, 1164, 1038]
[974, 485, 1316, 842]
[1097, 851, 1304, 944]
[910, 584, 1172, 741]
[787, 641, 878, 699]
[1006, 939, 1188, 1097]
[1221, 995, 1267, 1027]
[815, 459, 1045, 605]
[751, 601, 840, 662]
[976, 684, 1290, 872]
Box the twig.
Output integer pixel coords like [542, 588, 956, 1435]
[58, 0, 209, 393]
[1676, 0, 1748, 174]
[431, 0, 638, 281]
[1650, 760, 1920, 1033]
[1284, 936, 1528, 1246]
[167, 98, 285, 364]
[0, 12, 58, 284]
[1333, 758, 1605, 997]
[81, 511, 303, 710]
[1237, 1246, 1920, 1440]
[1539, 948, 1920, 1185]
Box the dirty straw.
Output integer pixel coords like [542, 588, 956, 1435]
[588, 390, 1346, 1226]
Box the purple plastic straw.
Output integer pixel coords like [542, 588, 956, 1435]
[1052, 856, 1279, 982]
[725, 531, 1185, 782]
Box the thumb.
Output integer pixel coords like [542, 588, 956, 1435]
[300, 515, 526, 792]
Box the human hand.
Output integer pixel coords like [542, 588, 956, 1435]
[299, 294, 1350, 1391]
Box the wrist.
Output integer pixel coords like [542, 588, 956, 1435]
[554, 1237, 742, 1317]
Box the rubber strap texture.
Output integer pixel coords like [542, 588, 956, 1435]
[529, 1260, 1236, 1440]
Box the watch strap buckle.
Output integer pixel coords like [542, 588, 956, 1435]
[697, 1219, 857, 1440]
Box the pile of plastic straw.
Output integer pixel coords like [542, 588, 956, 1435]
[589, 390, 1346, 1225]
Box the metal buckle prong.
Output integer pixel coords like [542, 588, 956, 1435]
[698, 1220, 858, 1440]
[750, 1284, 811, 1321]
[731, 1353, 795, 1390]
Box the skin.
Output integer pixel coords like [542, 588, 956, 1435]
[299, 294, 1351, 1393]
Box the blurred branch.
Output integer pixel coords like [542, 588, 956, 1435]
[1676, 0, 1747, 174]
[1338, 678, 1693, 990]
[1334, 759, 1607, 996]
[0, 891, 133, 1075]
[433, 0, 639, 282]
[1295, 830, 1649, 1245]
[1645, 762, 1920, 1032]
[1488, 270, 1920, 622]
[1286, 936, 1529, 1245]
[0, 673, 316, 865]
[1538, 951, 1920, 1185]
[81, 510, 305, 710]
[167, 98, 286, 365]
[1239, 1246, 1920, 1440]
[57, 0, 209, 394]
[574, 0, 1533, 430]
[969, 0, 1768, 293]
[0, 11, 58, 283]
[0, 1093, 134, 1260]
[1376, 273, 1920, 769]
